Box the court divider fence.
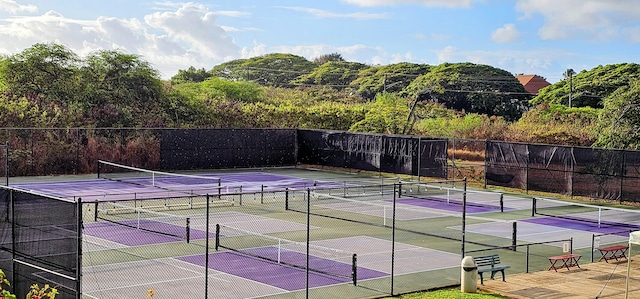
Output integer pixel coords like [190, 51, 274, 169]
[0, 186, 81, 299]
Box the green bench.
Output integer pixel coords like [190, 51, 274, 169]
[474, 254, 510, 285]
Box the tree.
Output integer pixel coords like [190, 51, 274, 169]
[291, 61, 369, 90]
[78, 50, 167, 127]
[349, 93, 411, 134]
[350, 62, 431, 100]
[0, 43, 81, 104]
[532, 63, 640, 108]
[593, 78, 640, 149]
[170, 66, 212, 84]
[313, 53, 345, 65]
[210, 53, 316, 87]
[0, 43, 83, 126]
[403, 63, 531, 121]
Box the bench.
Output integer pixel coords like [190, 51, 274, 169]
[597, 245, 628, 263]
[547, 253, 582, 271]
[474, 254, 510, 285]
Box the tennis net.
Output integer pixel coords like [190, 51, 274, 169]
[94, 201, 192, 242]
[532, 197, 640, 230]
[401, 182, 505, 212]
[215, 224, 358, 285]
[285, 187, 514, 249]
[97, 160, 222, 192]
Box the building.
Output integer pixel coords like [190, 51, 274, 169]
[515, 74, 551, 95]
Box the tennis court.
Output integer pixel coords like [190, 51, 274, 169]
[8, 161, 640, 298]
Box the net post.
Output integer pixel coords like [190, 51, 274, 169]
[511, 221, 517, 251]
[261, 185, 264, 204]
[93, 201, 99, 221]
[500, 194, 504, 212]
[285, 188, 289, 210]
[215, 224, 220, 251]
[352, 254, 357, 286]
[218, 179, 221, 197]
[186, 217, 191, 243]
[570, 237, 573, 254]
[531, 197, 536, 217]
[96, 160, 101, 179]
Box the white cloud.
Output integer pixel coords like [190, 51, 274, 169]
[0, 3, 241, 78]
[516, 0, 640, 42]
[341, 0, 474, 8]
[278, 6, 388, 20]
[491, 23, 520, 43]
[214, 11, 251, 18]
[0, 0, 37, 14]
[144, 3, 239, 60]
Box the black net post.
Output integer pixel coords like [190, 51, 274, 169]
[261, 185, 264, 204]
[215, 224, 220, 251]
[511, 221, 517, 251]
[93, 202, 99, 221]
[531, 197, 536, 217]
[500, 194, 504, 212]
[285, 188, 289, 210]
[352, 254, 357, 286]
[186, 217, 191, 243]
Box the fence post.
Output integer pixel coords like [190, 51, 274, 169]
[526, 244, 530, 273]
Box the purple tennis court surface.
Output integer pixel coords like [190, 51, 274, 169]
[522, 216, 640, 235]
[12, 172, 343, 202]
[177, 249, 386, 291]
[84, 221, 210, 246]
[397, 197, 507, 213]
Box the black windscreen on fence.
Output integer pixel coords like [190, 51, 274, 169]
[572, 147, 624, 199]
[418, 139, 448, 178]
[527, 144, 573, 195]
[485, 141, 527, 189]
[297, 130, 382, 171]
[297, 130, 446, 176]
[0, 187, 80, 299]
[160, 129, 297, 170]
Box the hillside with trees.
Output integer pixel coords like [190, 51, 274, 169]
[2, 43, 640, 149]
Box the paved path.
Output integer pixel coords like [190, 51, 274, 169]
[479, 255, 640, 298]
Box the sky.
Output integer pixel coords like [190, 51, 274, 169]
[0, 0, 639, 83]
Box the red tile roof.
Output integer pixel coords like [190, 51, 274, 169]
[515, 75, 551, 95]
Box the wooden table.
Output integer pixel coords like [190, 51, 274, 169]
[548, 253, 582, 272]
[597, 245, 629, 263]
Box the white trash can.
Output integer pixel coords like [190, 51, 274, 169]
[461, 256, 478, 293]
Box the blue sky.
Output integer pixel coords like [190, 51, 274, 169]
[1, 0, 639, 83]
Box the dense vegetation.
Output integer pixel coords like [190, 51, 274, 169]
[2, 43, 640, 149]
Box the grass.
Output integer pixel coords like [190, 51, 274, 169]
[385, 287, 510, 298]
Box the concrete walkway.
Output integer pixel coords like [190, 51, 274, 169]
[478, 255, 640, 298]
